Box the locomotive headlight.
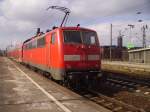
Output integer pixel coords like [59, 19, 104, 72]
[88, 55, 100, 61]
[64, 55, 80, 61]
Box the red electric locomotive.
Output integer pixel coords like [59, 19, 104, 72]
[7, 6, 103, 87]
[22, 27, 102, 86]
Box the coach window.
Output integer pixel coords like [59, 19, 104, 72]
[51, 33, 56, 44]
[26, 44, 28, 49]
[32, 40, 37, 48]
[27, 43, 30, 49]
[37, 37, 45, 47]
[29, 42, 32, 49]
[25, 45, 28, 49]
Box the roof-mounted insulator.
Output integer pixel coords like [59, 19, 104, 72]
[77, 24, 80, 27]
[52, 26, 58, 29]
[36, 28, 40, 35]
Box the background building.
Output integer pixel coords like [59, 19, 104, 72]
[128, 48, 150, 64]
[101, 45, 128, 61]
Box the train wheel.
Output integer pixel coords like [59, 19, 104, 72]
[63, 75, 74, 89]
[63, 76, 70, 87]
[44, 72, 51, 79]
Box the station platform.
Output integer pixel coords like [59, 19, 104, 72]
[0, 57, 111, 112]
[101, 61, 150, 79]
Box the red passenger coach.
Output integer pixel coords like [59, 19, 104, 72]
[22, 27, 102, 86]
[7, 44, 22, 62]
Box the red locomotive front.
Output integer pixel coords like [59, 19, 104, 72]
[60, 27, 102, 85]
[61, 27, 101, 72]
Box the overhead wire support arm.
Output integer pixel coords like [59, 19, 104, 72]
[46, 6, 71, 27]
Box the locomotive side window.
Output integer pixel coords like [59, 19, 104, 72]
[63, 31, 82, 44]
[37, 37, 45, 47]
[27, 44, 29, 49]
[82, 31, 97, 45]
[25, 45, 27, 49]
[29, 42, 32, 49]
[51, 33, 56, 44]
[32, 40, 37, 48]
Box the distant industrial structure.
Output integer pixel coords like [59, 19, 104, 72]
[101, 33, 129, 61]
[117, 35, 123, 48]
[101, 45, 128, 61]
[101, 28, 149, 62]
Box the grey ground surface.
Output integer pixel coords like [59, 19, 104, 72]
[0, 57, 111, 112]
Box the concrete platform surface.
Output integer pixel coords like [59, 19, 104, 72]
[102, 61, 150, 78]
[0, 57, 111, 112]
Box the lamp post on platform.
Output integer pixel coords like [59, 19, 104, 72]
[110, 24, 112, 61]
[141, 25, 148, 48]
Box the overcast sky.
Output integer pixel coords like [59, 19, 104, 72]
[0, 0, 150, 49]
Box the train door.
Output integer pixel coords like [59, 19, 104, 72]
[49, 32, 57, 68]
[46, 34, 51, 68]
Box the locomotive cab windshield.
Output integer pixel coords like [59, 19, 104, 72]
[82, 31, 97, 45]
[63, 30, 98, 45]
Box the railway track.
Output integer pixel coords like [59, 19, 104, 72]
[107, 76, 150, 87]
[34, 68, 148, 112]
[32, 67, 150, 111]
[15, 60, 150, 112]
[105, 77, 150, 96]
[78, 88, 145, 112]
[104, 72, 150, 87]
